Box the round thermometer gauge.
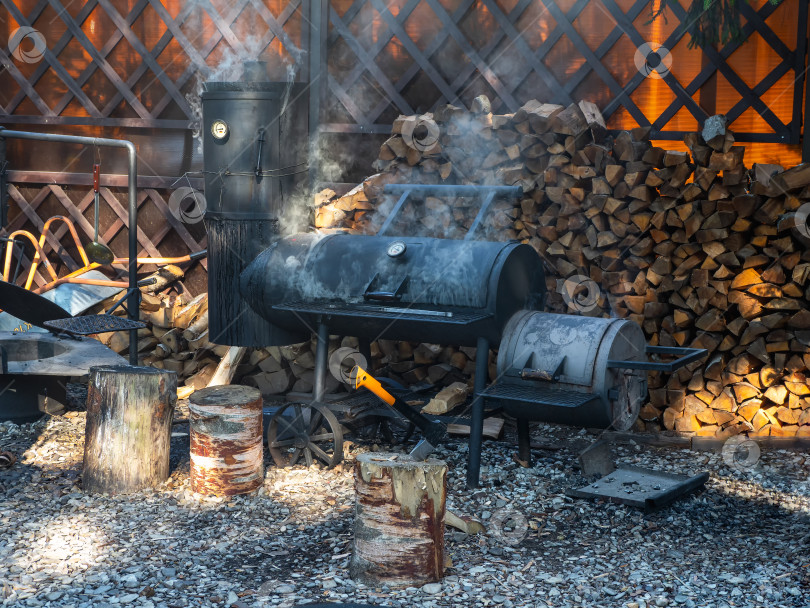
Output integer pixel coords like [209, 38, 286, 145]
[387, 241, 407, 257]
[211, 119, 229, 140]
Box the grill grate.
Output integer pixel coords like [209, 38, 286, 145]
[44, 315, 147, 335]
[275, 300, 491, 325]
[478, 381, 601, 408]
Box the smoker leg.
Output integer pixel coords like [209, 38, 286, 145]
[466, 336, 489, 489]
[313, 322, 330, 403]
[517, 418, 532, 466]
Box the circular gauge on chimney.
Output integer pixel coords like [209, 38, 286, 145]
[211, 119, 229, 140]
[387, 241, 406, 257]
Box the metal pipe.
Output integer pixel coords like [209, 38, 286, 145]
[0, 135, 7, 228]
[466, 336, 489, 489]
[0, 128, 139, 364]
[465, 190, 498, 241]
[313, 321, 330, 403]
[36, 215, 90, 270]
[2, 229, 58, 287]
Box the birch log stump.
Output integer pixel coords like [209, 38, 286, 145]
[351, 453, 447, 587]
[189, 385, 263, 496]
[83, 365, 176, 494]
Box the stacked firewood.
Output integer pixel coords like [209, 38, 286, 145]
[316, 97, 810, 437]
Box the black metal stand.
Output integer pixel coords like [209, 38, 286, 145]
[517, 418, 531, 466]
[313, 321, 330, 403]
[466, 335, 489, 489]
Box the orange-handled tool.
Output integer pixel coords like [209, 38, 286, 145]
[354, 366, 446, 460]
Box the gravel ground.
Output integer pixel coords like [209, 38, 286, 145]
[1, 391, 809, 608]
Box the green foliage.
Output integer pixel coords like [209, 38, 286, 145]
[648, 0, 783, 48]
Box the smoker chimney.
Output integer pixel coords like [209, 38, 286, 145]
[201, 63, 308, 347]
[243, 60, 268, 82]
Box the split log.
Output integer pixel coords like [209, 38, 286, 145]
[351, 453, 447, 587]
[422, 382, 470, 414]
[83, 366, 176, 494]
[207, 346, 248, 387]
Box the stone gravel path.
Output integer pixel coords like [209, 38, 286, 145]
[1, 397, 809, 608]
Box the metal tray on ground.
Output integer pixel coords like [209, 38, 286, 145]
[566, 465, 709, 512]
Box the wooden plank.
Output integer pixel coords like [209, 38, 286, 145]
[145, 0, 209, 69]
[5, 185, 50, 233]
[0, 115, 193, 129]
[8, 171, 204, 190]
[193, 0, 249, 57]
[563, 0, 648, 95]
[542, 0, 648, 128]
[327, 75, 370, 127]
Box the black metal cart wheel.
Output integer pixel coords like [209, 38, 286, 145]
[267, 402, 343, 468]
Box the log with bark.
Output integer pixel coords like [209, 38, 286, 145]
[351, 453, 447, 587]
[83, 365, 176, 494]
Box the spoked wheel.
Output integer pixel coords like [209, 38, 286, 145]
[267, 402, 343, 468]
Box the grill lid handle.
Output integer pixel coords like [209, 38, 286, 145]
[363, 273, 408, 301]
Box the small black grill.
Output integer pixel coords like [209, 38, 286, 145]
[44, 315, 145, 336]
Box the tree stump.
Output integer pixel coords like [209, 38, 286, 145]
[350, 452, 447, 587]
[83, 365, 176, 494]
[189, 385, 263, 496]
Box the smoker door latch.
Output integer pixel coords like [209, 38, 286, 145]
[363, 273, 409, 302]
[254, 128, 266, 177]
[515, 356, 566, 382]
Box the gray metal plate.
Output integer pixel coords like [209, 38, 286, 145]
[0, 331, 126, 376]
[566, 465, 709, 511]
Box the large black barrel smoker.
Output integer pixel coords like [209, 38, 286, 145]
[202, 61, 308, 347]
